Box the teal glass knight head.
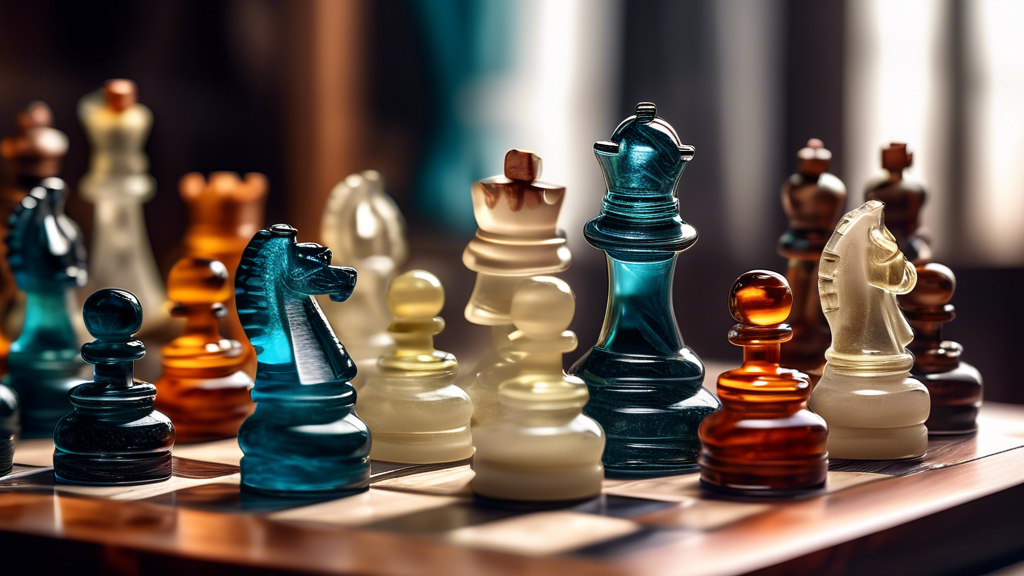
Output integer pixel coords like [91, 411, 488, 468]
[585, 102, 698, 257]
[6, 178, 88, 292]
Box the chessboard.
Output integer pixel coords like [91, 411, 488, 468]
[0, 395, 1022, 576]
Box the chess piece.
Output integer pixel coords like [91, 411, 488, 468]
[865, 143, 931, 264]
[53, 289, 175, 485]
[0, 102, 69, 375]
[699, 271, 828, 496]
[461, 149, 571, 427]
[155, 257, 254, 442]
[357, 270, 473, 463]
[4, 179, 87, 437]
[79, 79, 174, 380]
[899, 263, 982, 435]
[473, 277, 604, 503]
[235, 224, 369, 496]
[809, 201, 929, 459]
[777, 139, 847, 381]
[180, 172, 267, 375]
[569, 102, 720, 477]
[319, 170, 408, 390]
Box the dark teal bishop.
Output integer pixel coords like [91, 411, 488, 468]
[53, 289, 174, 485]
[235, 224, 369, 497]
[569, 102, 721, 478]
[4, 178, 87, 438]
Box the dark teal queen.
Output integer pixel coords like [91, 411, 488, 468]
[570, 102, 720, 478]
[235, 224, 369, 497]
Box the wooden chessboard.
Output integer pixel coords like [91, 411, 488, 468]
[0, 401, 1022, 575]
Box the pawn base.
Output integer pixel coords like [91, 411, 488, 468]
[369, 431, 474, 465]
[472, 459, 603, 503]
[700, 478, 825, 499]
[0, 433, 12, 477]
[826, 424, 928, 460]
[699, 453, 828, 497]
[241, 456, 370, 497]
[53, 450, 172, 486]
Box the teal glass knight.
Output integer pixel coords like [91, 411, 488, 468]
[53, 289, 175, 484]
[235, 224, 369, 496]
[4, 178, 87, 437]
[569, 103, 721, 478]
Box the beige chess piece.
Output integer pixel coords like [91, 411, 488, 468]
[319, 170, 408, 390]
[472, 277, 605, 503]
[462, 150, 571, 427]
[356, 270, 473, 464]
[79, 79, 174, 379]
[809, 201, 930, 459]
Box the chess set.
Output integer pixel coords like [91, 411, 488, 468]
[0, 83, 1019, 576]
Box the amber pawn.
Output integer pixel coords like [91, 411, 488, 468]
[154, 257, 254, 442]
[898, 263, 982, 435]
[699, 270, 828, 497]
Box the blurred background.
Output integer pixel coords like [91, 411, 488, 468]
[0, 0, 1022, 400]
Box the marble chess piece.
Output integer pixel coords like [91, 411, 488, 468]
[357, 270, 473, 464]
[155, 257, 254, 442]
[179, 172, 268, 376]
[473, 277, 604, 504]
[235, 224, 369, 496]
[809, 201, 930, 459]
[320, 170, 408, 390]
[461, 149, 571, 427]
[79, 79, 174, 380]
[54, 289, 175, 485]
[569, 102, 720, 477]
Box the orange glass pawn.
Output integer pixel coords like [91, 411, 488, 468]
[155, 257, 254, 442]
[699, 270, 828, 497]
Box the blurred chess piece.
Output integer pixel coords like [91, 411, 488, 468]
[809, 201, 929, 460]
[462, 149, 571, 427]
[54, 289, 175, 485]
[155, 257, 254, 442]
[865, 143, 931, 265]
[0, 102, 69, 375]
[179, 172, 267, 376]
[4, 179, 88, 437]
[699, 271, 827, 496]
[777, 139, 847, 383]
[899, 263, 982, 435]
[319, 170, 407, 390]
[472, 277, 604, 504]
[79, 79, 174, 380]
[357, 270, 473, 464]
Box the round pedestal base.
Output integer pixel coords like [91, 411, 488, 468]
[826, 424, 928, 460]
[54, 450, 172, 485]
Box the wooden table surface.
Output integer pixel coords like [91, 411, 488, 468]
[0, 400, 1021, 576]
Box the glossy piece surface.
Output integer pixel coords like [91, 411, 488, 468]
[235, 224, 369, 496]
[320, 170, 407, 390]
[54, 289, 175, 485]
[699, 270, 828, 496]
[777, 139, 847, 379]
[473, 277, 605, 502]
[180, 171, 267, 376]
[357, 270, 473, 464]
[899, 263, 982, 435]
[155, 257, 254, 442]
[79, 80, 173, 362]
[4, 179, 86, 437]
[570, 103, 719, 477]
[461, 149, 571, 427]
[864, 142, 931, 264]
[809, 201, 929, 459]
[0, 102, 69, 376]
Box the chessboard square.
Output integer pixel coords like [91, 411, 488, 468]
[171, 438, 244, 467]
[446, 511, 641, 556]
[269, 488, 462, 527]
[372, 463, 474, 497]
[14, 438, 57, 467]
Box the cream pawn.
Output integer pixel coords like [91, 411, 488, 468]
[356, 270, 473, 464]
[472, 277, 605, 504]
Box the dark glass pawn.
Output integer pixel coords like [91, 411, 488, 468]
[865, 143, 931, 264]
[699, 271, 828, 497]
[53, 289, 175, 485]
[899, 263, 982, 435]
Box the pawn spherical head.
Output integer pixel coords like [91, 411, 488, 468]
[387, 270, 444, 320]
[905, 263, 956, 308]
[729, 270, 792, 326]
[511, 276, 575, 337]
[83, 289, 143, 339]
[167, 257, 230, 305]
